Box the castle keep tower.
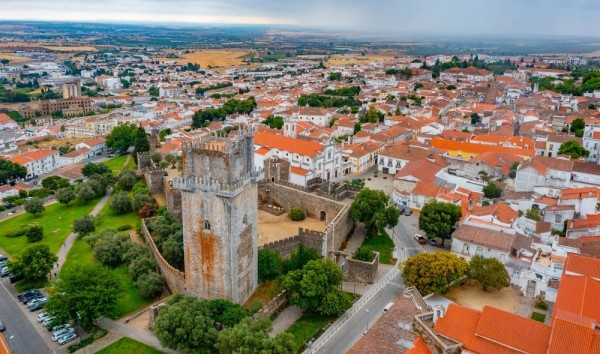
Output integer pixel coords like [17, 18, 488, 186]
[173, 128, 261, 304]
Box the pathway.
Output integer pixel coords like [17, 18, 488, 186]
[96, 317, 178, 354]
[344, 223, 366, 254]
[270, 305, 303, 337]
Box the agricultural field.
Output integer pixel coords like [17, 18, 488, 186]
[0, 53, 31, 63]
[325, 53, 400, 66]
[157, 49, 252, 68]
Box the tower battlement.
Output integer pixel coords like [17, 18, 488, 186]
[181, 126, 254, 156]
[173, 168, 264, 195]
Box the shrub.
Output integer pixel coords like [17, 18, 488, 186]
[258, 249, 282, 281]
[109, 191, 132, 214]
[352, 246, 375, 262]
[117, 224, 132, 231]
[129, 255, 156, 282]
[0, 205, 5, 212]
[135, 272, 164, 298]
[26, 224, 43, 243]
[73, 215, 96, 236]
[531, 312, 546, 322]
[5, 226, 28, 238]
[132, 193, 154, 211]
[534, 300, 548, 310]
[137, 202, 158, 218]
[290, 207, 305, 221]
[94, 235, 126, 267]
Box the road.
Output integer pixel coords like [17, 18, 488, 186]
[0, 278, 49, 354]
[317, 272, 405, 354]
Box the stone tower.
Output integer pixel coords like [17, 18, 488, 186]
[173, 128, 262, 304]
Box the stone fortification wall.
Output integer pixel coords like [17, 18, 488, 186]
[260, 228, 326, 259]
[345, 252, 380, 284]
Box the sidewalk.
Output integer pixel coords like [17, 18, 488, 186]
[96, 318, 178, 354]
[270, 305, 303, 337]
[344, 223, 366, 254]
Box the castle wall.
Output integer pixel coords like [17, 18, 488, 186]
[145, 169, 165, 194]
[345, 252, 380, 284]
[259, 228, 326, 259]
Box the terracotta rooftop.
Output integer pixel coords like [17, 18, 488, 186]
[452, 224, 514, 251]
[254, 132, 323, 157]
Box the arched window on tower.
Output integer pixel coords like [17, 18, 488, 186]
[203, 220, 211, 230]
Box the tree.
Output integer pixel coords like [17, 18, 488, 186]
[161, 236, 184, 270]
[351, 188, 399, 231]
[41, 176, 70, 191]
[468, 256, 510, 291]
[45, 264, 122, 328]
[81, 162, 110, 177]
[133, 125, 150, 160]
[483, 182, 502, 199]
[159, 128, 172, 141]
[110, 190, 132, 214]
[558, 140, 589, 159]
[570, 118, 585, 133]
[262, 115, 284, 129]
[94, 234, 126, 267]
[26, 224, 43, 243]
[25, 198, 44, 217]
[525, 208, 542, 221]
[282, 244, 320, 274]
[118, 169, 138, 190]
[352, 245, 375, 262]
[206, 299, 250, 328]
[215, 317, 295, 354]
[150, 152, 162, 164]
[353, 123, 361, 134]
[258, 249, 282, 281]
[106, 124, 136, 153]
[76, 183, 96, 203]
[418, 200, 462, 244]
[73, 215, 96, 236]
[509, 162, 519, 178]
[401, 252, 468, 295]
[282, 258, 351, 315]
[153, 294, 218, 353]
[164, 154, 177, 168]
[470, 113, 480, 125]
[148, 86, 159, 97]
[290, 207, 305, 221]
[362, 104, 381, 123]
[0, 159, 27, 185]
[129, 255, 156, 282]
[135, 272, 164, 298]
[56, 187, 75, 206]
[8, 244, 57, 282]
[132, 193, 154, 211]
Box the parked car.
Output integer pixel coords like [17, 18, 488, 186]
[427, 238, 437, 246]
[0, 255, 7, 262]
[29, 301, 47, 312]
[107, 153, 116, 157]
[0, 321, 5, 332]
[42, 317, 56, 327]
[0, 267, 9, 277]
[37, 312, 51, 322]
[21, 293, 43, 304]
[0, 261, 6, 268]
[9, 273, 23, 284]
[52, 327, 75, 341]
[57, 332, 77, 345]
[397, 208, 405, 216]
[18, 289, 40, 301]
[27, 297, 47, 308]
[51, 324, 71, 334]
[414, 234, 427, 245]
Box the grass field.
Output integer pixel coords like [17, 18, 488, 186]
[95, 337, 163, 354]
[360, 230, 395, 264]
[157, 49, 251, 68]
[96, 190, 140, 232]
[286, 313, 335, 352]
[243, 280, 281, 309]
[325, 53, 399, 66]
[531, 312, 546, 323]
[0, 198, 100, 258]
[104, 155, 129, 174]
[0, 53, 30, 63]
[42, 46, 97, 52]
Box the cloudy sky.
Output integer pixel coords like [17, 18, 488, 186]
[1, 0, 598, 37]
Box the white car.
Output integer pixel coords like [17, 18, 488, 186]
[37, 312, 51, 322]
[57, 332, 77, 345]
[27, 297, 47, 307]
[51, 324, 71, 334]
[42, 317, 56, 327]
[52, 327, 75, 341]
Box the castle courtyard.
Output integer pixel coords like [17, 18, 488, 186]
[258, 210, 326, 245]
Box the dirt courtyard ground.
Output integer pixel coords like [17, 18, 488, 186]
[258, 210, 325, 245]
[443, 283, 521, 313]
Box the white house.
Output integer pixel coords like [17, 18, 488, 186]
[451, 224, 514, 264]
[9, 149, 60, 178]
[514, 156, 573, 192]
[582, 126, 600, 163]
[293, 107, 333, 127]
[58, 147, 93, 167]
[76, 137, 106, 155]
[0, 113, 19, 130]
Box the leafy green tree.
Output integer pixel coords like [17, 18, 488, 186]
[133, 125, 150, 160]
[558, 140, 589, 159]
[135, 272, 164, 298]
[282, 258, 351, 315]
[401, 252, 468, 295]
[525, 208, 542, 221]
[129, 255, 156, 282]
[0, 159, 27, 184]
[45, 264, 123, 328]
[56, 187, 76, 206]
[258, 249, 283, 281]
[483, 182, 502, 199]
[94, 233, 127, 267]
[118, 169, 138, 190]
[148, 86, 159, 97]
[26, 224, 43, 243]
[215, 317, 295, 354]
[470, 113, 480, 124]
[262, 115, 284, 129]
[282, 244, 321, 274]
[109, 190, 132, 214]
[570, 118, 585, 133]
[41, 176, 70, 191]
[290, 207, 305, 221]
[161, 236, 184, 270]
[352, 245, 375, 262]
[418, 200, 462, 244]
[206, 299, 250, 328]
[353, 123, 361, 134]
[150, 152, 162, 164]
[468, 256, 510, 291]
[509, 162, 519, 178]
[73, 215, 96, 236]
[351, 188, 399, 231]
[132, 193, 154, 211]
[81, 162, 110, 177]
[25, 197, 44, 217]
[106, 124, 137, 153]
[362, 104, 382, 123]
[8, 244, 57, 282]
[76, 183, 96, 203]
[153, 294, 218, 353]
[159, 128, 172, 141]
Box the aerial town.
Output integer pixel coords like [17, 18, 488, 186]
[0, 7, 599, 354]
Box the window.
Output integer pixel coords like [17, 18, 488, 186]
[555, 215, 562, 223]
[203, 220, 211, 230]
[463, 244, 470, 254]
[499, 254, 505, 263]
[476, 247, 483, 256]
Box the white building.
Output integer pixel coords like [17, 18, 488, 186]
[9, 149, 60, 178]
[583, 125, 600, 163]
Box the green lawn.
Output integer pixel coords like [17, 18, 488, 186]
[0, 198, 100, 258]
[104, 155, 129, 173]
[96, 192, 140, 232]
[531, 312, 546, 323]
[285, 313, 335, 352]
[360, 230, 395, 264]
[95, 337, 163, 354]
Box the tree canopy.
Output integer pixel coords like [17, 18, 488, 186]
[192, 97, 256, 128]
[351, 188, 399, 231]
[401, 252, 468, 295]
[25, 198, 45, 217]
[418, 200, 462, 241]
[262, 115, 284, 129]
[8, 244, 57, 282]
[0, 159, 27, 184]
[281, 258, 351, 316]
[468, 256, 510, 291]
[558, 140, 589, 159]
[46, 264, 123, 328]
[56, 187, 76, 206]
[215, 317, 295, 354]
[106, 124, 137, 153]
[133, 124, 150, 158]
[483, 182, 502, 199]
[41, 176, 70, 191]
[258, 249, 283, 282]
[81, 162, 110, 177]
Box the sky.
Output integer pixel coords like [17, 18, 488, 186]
[1, 0, 599, 37]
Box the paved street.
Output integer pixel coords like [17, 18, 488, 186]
[0, 278, 49, 354]
[317, 272, 405, 354]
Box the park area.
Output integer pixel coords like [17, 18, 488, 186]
[443, 282, 520, 313]
[96, 337, 163, 354]
[257, 210, 325, 245]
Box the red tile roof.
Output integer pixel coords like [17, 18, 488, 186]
[254, 132, 323, 157]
